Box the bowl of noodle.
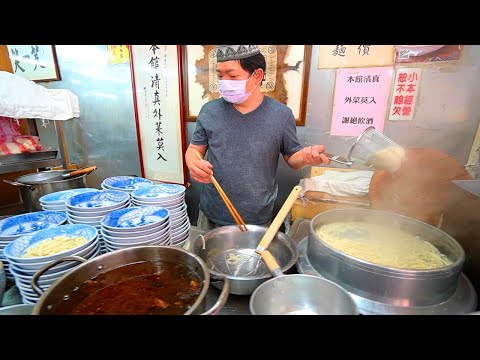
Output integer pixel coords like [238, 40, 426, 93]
[307, 209, 465, 308]
[3, 224, 98, 264]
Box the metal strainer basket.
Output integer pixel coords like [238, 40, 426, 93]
[348, 126, 406, 172]
[188, 225, 298, 295]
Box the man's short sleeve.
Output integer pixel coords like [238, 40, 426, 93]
[281, 110, 303, 156]
[190, 107, 208, 146]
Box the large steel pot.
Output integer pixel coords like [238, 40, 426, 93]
[3, 169, 91, 212]
[308, 209, 465, 307]
[187, 225, 298, 295]
[31, 246, 230, 315]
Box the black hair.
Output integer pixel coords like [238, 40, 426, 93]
[239, 53, 266, 84]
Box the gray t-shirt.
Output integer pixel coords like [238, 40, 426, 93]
[191, 96, 303, 225]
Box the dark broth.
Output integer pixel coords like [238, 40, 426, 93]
[69, 261, 202, 315]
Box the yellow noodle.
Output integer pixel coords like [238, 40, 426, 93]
[315, 222, 451, 270]
[22, 235, 87, 258]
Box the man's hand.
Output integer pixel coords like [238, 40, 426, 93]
[189, 157, 214, 184]
[301, 145, 330, 166]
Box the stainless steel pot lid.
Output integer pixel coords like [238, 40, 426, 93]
[17, 170, 79, 184]
[296, 237, 478, 315]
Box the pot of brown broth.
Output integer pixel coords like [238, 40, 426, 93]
[31, 246, 230, 315]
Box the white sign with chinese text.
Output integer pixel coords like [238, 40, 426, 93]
[130, 45, 186, 185]
[318, 45, 394, 69]
[389, 68, 422, 120]
[7, 45, 60, 81]
[331, 67, 394, 136]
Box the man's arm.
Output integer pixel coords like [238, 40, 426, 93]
[284, 145, 330, 170]
[185, 144, 213, 184]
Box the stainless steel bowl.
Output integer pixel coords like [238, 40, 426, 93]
[188, 225, 298, 295]
[0, 304, 34, 315]
[308, 209, 465, 307]
[249, 274, 358, 315]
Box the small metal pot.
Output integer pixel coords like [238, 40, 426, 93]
[187, 225, 298, 295]
[3, 170, 91, 212]
[31, 246, 230, 315]
[249, 274, 358, 315]
[307, 209, 465, 307]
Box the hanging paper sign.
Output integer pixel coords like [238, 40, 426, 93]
[389, 68, 422, 120]
[330, 67, 394, 136]
[318, 45, 394, 69]
[107, 45, 130, 64]
[129, 45, 187, 185]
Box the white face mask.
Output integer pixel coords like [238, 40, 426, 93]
[218, 71, 257, 104]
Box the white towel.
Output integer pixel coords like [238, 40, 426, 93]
[300, 170, 373, 197]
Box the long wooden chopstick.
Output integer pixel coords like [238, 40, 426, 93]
[195, 151, 247, 231]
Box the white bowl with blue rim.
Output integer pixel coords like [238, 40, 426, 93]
[101, 219, 170, 238]
[102, 176, 153, 191]
[66, 190, 130, 212]
[132, 196, 185, 207]
[131, 184, 186, 201]
[4, 224, 98, 264]
[171, 219, 190, 235]
[102, 230, 170, 247]
[101, 206, 170, 232]
[8, 242, 99, 274]
[41, 204, 68, 211]
[171, 227, 190, 244]
[101, 223, 171, 244]
[104, 235, 171, 249]
[68, 213, 104, 222]
[0, 211, 67, 240]
[11, 247, 101, 288]
[67, 207, 124, 218]
[39, 188, 100, 205]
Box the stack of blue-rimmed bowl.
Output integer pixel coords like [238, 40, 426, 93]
[39, 188, 100, 212]
[100, 206, 171, 252]
[131, 184, 189, 247]
[101, 176, 153, 195]
[0, 211, 67, 281]
[65, 190, 130, 254]
[3, 224, 99, 304]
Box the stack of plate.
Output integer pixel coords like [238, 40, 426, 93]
[100, 206, 171, 252]
[101, 176, 153, 194]
[3, 224, 99, 304]
[39, 188, 100, 212]
[0, 211, 67, 281]
[131, 184, 189, 247]
[65, 190, 131, 254]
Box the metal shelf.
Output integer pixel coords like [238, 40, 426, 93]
[0, 156, 62, 174]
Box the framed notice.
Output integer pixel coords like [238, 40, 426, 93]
[330, 67, 394, 136]
[7, 45, 60, 82]
[181, 45, 312, 125]
[129, 45, 187, 186]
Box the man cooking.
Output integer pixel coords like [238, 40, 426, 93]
[185, 45, 330, 230]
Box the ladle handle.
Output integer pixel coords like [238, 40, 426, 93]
[64, 166, 97, 178]
[255, 185, 302, 254]
[324, 152, 353, 167]
[261, 250, 283, 277]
